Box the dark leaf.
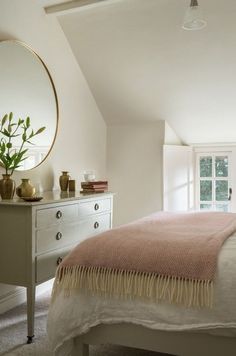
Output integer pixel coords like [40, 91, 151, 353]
[0, 155, 9, 167]
[0, 142, 6, 153]
[35, 126, 46, 135]
[1, 114, 8, 126]
[1, 129, 10, 137]
[26, 117, 30, 128]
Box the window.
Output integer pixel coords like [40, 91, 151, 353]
[196, 152, 231, 212]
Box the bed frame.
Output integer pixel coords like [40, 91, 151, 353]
[72, 323, 236, 356]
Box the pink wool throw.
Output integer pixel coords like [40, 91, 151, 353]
[53, 212, 236, 308]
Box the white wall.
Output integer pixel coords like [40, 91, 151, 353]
[163, 145, 193, 212]
[107, 121, 165, 226]
[0, 0, 106, 309]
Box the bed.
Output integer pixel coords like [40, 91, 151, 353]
[47, 212, 236, 356]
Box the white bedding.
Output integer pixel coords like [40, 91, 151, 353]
[47, 233, 236, 356]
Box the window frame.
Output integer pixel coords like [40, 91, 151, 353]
[195, 150, 232, 212]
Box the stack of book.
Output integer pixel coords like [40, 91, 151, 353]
[80, 181, 108, 194]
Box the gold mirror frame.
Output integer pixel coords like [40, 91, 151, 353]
[0, 40, 59, 171]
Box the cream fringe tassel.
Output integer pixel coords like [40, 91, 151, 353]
[51, 266, 214, 308]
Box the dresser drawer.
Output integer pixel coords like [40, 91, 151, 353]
[78, 198, 111, 219]
[36, 222, 81, 254]
[36, 204, 78, 228]
[36, 246, 72, 283]
[79, 213, 111, 240]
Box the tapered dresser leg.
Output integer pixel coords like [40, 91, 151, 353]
[26, 285, 35, 344]
[72, 338, 89, 356]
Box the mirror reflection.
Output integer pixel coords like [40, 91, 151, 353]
[0, 41, 58, 170]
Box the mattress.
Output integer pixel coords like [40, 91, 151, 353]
[47, 232, 236, 356]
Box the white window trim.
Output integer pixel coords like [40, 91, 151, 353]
[194, 147, 232, 211]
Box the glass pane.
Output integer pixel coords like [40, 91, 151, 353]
[200, 157, 212, 177]
[200, 180, 212, 201]
[200, 204, 213, 211]
[216, 204, 229, 212]
[215, 156, 228, 177]
[216, 180, 228, 201]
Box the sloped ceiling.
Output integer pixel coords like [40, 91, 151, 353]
[53, 0, 236, 144]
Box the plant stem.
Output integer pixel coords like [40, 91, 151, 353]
[10, 136, 26, 176]
[5, 121, 21, 176]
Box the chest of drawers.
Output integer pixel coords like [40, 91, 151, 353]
[0, 191, 113, 343]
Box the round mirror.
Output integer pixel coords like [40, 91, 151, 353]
[0, 40, 58, 170]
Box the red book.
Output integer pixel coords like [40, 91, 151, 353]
[81, 182, 108, 189]
[80, 190, 106, 194]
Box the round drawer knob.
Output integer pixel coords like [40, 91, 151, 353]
[56, 232, 62, 240]
[56, 210, 62, 219]
[57, 257, 63, 265]
[94, 203, 99, 211]
[94, 221, 99, 229]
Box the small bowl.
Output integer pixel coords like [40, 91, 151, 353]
[22, 196, 43, 202]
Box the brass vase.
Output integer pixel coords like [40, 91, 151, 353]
[59, 171, 70, 191]
[0, 174, 16, 200]
[16, 178, 36, 198]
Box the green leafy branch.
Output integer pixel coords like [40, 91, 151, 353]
[0, 112, 46, 175]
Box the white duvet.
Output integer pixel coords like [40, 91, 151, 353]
[47, 233, 236, 356]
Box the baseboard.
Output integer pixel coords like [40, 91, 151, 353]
[0, 287, 26, 314]
[0, 279, 54, 314]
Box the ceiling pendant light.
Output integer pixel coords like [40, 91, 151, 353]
[182, 0, 207, 31]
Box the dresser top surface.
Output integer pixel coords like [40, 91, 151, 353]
[0, 191, 114, 207]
